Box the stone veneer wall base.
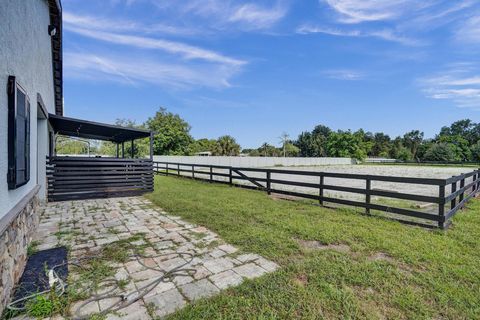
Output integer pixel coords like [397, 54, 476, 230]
[0, 186, 41, 314]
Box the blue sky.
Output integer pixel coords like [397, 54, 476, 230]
[62, 0, 480, 148]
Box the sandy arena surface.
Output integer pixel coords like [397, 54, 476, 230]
[185, 165, 476, 210]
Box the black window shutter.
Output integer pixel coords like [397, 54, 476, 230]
[25, 99, 31, 182]
[15, 88, 27, 187]
[7, 76, 31, 189]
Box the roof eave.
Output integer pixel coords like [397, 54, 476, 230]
[48, 0, 63, 116]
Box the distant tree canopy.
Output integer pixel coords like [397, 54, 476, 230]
[98, 119, 149, 158]
[56, 136, 96, 155]
[212, 135, 241, 156]
[287, 119, 480, 162]
[53, 105, 480, 163]
[146, 108, 194, 156]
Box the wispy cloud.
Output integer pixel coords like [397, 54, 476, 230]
[419, 63, 480, 108]
[63, 10, 247, 89]
[63, 12, 198, 36]
[323, 69, 365, 81]
[322, 0, 429, 24]
[173, 0, 287, 30]
[66, 26, 246, 66]
[228, 3, 287, 29]
[303, 0, 478, 48]
[296, 25, 419, 45]
[64, 52, 241, 89]
[455, 15, 480, 44]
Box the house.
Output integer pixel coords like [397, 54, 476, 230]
[0, 0, 62, 311]
[0, 0, 153, 313]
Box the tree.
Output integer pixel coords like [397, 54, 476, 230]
[212, 135, 241, 156]
[98, 119, 150, 158]
[279, 132, 290, 157]
[284, 143, 300, 157]
[437, 135, 471, 161]
[424, 143, 457, 162]
[295, 125, 331, 157]
[188, 138, 217, 155]
[471, 142, 480, 162]
[396, 147, 413, 161]
[439, 119, 480, 145]
[146, 107, 193, 155]
[295, 132, 314, 157]
[403, 130, 424, 160]
[56, 136, 95, 155]
[371, 133, 391, 157]
[326, 131, 367, 160]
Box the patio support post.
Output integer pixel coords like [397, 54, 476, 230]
[121, 142, 125, 158]
[116, 143, 119, 158]
[149, 132, 154, 160]
[131, 140, 134, 158]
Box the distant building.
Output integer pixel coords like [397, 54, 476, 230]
[194, 151, 212, 156]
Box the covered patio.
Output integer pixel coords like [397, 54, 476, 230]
[47, 114, 154, 201]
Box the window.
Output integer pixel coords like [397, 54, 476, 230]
[7, 76, 30, 189]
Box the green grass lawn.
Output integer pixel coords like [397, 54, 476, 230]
[146, 175, 480, 320]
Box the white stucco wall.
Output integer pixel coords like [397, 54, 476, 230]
[0, 0, 56, 217]
[153, 156, 355, 167]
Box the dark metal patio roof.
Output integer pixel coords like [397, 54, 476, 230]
[49, 114, 151, 143]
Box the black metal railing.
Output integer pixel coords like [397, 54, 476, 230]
[47, 156, 153, 201]
[153, 161, 480, 229]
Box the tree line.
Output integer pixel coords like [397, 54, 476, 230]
[56, 107, 480, 162]
[56, 108, 240, 157]
[290, 120, 480, 162]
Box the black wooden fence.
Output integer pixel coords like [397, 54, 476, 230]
[153, 161, 480, 229]
[47, 156, 153, 201]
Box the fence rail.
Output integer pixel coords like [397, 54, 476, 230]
[47, 156, 153, 201]
[153, 161, 480, 229]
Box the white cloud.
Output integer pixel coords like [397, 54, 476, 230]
[228, 3, 287, 29]
[323, 69, 364, 81]
[63, 12, 198, 36]
[305, 0, 478, 48]
[322, 0, 427, 24]
[63, 11, 247, 89]
[296, 25, 418, 45]
[64, 52, 241, 89]
[419, 63, 480, 108]
[178, 0, 287, 30]
[455, 15, 480, 44]
[65, 26, 246, 67]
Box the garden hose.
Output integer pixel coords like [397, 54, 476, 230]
[7, 250, 196, 319]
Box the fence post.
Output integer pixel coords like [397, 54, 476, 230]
[319, 173, 324, 206]
[439, 185, 445, 229]
[266, 170, 271, 195]
[451, 178, 457, 210]
[229, 167, 233, 186]
[210, 166, 213, 182]
[459, 176, 465, 205]
[365, 178, 371, 214]
[192, 165, 195, 179]
[473, 173, 477, 193]
[166, 163, 169, 176]
[177, 164, 180, 176]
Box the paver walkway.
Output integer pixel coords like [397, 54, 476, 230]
[29, 196, 278, 319]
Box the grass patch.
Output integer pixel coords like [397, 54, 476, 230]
[146, 175, 480, 319]
[27, 240, 40, 256]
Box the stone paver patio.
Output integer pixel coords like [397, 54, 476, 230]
[28, 196, 278, 319]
